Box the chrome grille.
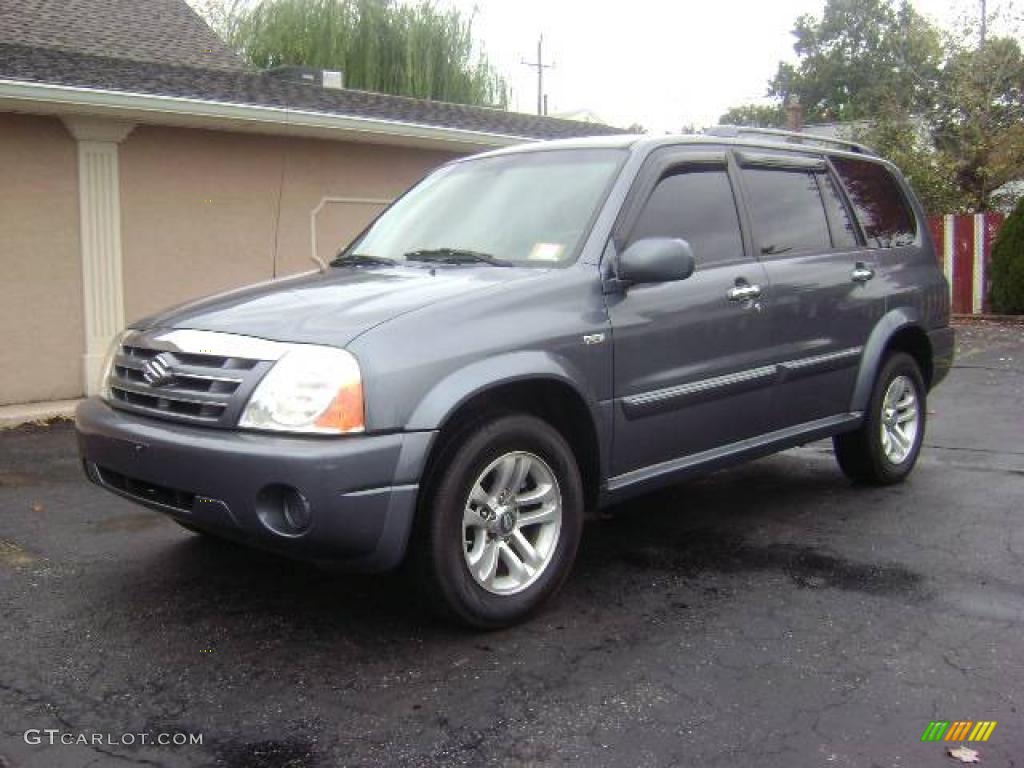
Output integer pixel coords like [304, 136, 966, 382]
[107, 332, 274, 427]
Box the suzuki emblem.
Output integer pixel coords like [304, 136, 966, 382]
[141, 353, 176, 387]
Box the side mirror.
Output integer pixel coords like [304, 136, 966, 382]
[617, 238, 696, 284]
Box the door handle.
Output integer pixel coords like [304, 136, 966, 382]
[727, 283, 762, 302]
[851, 263, 875, 282]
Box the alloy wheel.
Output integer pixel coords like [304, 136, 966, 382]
[880, 374, 920, 464]
[462, 451, 562, 595]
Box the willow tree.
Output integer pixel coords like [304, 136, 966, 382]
[228, 0, 508, 107]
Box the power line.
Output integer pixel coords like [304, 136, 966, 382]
[521, 34, 554, 116]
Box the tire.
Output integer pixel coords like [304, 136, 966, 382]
[413, 413, 584, 629]
[833, 352, 927, 485]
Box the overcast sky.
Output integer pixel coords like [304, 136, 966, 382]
[444, 0, 1007, 130]
[190, 0, 1019, 130]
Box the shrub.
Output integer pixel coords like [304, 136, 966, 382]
[990, 199, 1024, 314]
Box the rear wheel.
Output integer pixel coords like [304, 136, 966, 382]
[414, 413, 584, 628]
[833, 352, 926, 485]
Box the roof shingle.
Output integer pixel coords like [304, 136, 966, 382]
[0, 0, 246, 70]
[0, 42, 625, 141]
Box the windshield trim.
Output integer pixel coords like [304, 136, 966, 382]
[333, 146, 630, 270]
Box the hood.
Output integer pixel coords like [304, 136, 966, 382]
[135, 264, 545, 347]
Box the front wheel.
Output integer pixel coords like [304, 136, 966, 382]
[414, 414, 584, 628]
[833, 352, 927, 485]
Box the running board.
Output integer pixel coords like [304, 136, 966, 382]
[602, 412, 863, 505]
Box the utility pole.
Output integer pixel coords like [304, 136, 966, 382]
[521, 35, 554, 116]
[980, 0, 987, 45]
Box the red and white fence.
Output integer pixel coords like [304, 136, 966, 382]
[927, 213, 1005, 315]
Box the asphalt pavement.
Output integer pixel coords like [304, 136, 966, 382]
[1, 320, 1022, 767]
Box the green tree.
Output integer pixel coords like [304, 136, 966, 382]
[718, 103, 782, 127]
[850, 110, 967, 215]
[225, 0, 508, 107]
[930, 35, 1024, 211]
[989, 197, 1024, 313]
[718, 0, 1024, 214]
[768, 0, 944, 123]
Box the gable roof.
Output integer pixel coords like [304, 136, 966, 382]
[0, 42, 625, 143]
[0, 0, 246, 71]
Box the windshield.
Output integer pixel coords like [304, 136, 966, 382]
[335, 148, 625, 267]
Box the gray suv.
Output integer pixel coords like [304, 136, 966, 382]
[76, 128, 953, 627]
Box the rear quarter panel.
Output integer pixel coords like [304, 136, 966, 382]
[848, 164, 951, 411]
[875, 165, 950, 330]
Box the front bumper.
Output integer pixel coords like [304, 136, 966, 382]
[75, 398, 435, 572]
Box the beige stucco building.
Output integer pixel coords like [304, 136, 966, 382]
[0, 0, 616, 410]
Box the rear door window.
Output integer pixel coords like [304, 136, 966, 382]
[831, 157, 917, 248]
[628, 168, 745, 266]
[741, 168, 832, 256]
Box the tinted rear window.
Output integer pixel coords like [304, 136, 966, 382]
[741, 168, 831, 255]
[831, 157, 917, 248]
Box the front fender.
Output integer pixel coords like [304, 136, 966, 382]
[850, 307, 926, 412]
[405, 350, 605, 433]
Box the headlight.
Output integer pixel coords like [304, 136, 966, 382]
[98, 331, 128, 401]
[239, 346, 364, 435]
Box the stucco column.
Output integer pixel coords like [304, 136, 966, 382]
[62, 117, 135, 395]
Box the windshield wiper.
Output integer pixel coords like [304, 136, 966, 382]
[404, 248, 511, 266]
[331, 253, 397, 267]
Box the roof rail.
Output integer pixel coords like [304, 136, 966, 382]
[704, 125, 876, 156]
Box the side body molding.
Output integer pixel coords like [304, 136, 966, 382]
[849, 307, 928, 413]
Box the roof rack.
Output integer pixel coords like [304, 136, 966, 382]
[704, 125, 876, 156]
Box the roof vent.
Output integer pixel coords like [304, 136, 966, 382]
[266, 66, 344, 90]
[322, 70, 343, 90]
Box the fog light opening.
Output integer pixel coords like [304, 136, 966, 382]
[256, 484, 312, 537]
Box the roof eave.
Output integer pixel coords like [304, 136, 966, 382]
[0, 78, 529, 151]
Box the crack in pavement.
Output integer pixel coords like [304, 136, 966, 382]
[926, 443, 1024, 457]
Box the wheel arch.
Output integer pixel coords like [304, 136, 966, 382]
[851, 309, 934, 413]
[409, 353, 607, 515]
